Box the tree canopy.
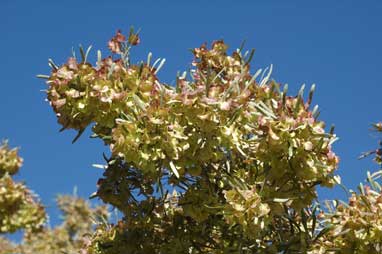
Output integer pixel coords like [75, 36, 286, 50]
[1, 29, 382, 254]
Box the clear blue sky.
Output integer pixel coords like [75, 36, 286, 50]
[1, 1, 382, 228]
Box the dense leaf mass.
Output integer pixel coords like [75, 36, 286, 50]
[0, 29, 380, 254]
[0, 194, 108, 254]
[0, 141, 23, 177]
[44, 30, 342, 253]
[313, 125, 382, 253]
[0, 141, 45, 234]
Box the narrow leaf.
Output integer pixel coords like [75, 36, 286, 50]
[72, 128, 85, 144]
[154, 58, 166, 74]
[169, 161, 180, 178]
[84, 45, 92, 63]
[147, 52, 152, 66]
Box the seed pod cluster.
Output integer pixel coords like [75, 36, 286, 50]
[44, 30, 340, 252]
[0, 141, 23, 177]
[312, 129, 382, 254]
[0, 141, 45, 234]
[17, 195, 109, 254]
[314, 181, 382, 253]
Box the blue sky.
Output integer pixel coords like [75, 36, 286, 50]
[1, 1, 382, 228]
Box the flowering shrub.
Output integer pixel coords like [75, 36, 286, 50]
[0, 141, 23, 177]
[41, 29, 341, 253]
[0, 141, 45, 234]
[2, 28, 380, 254]
[17, 195, 108, 254]
[311, 123, 382, 253]
[0, 141, 108, 254]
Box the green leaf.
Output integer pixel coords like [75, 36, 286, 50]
[169, 161, 180, 178]
[312, 105, 319, 119]
[244, 48, 255, 65]
[272, 198, 289, 203]
[84, 45, 92, 63]
[79, 44, 86, 63]
[48, 58, 58, 70]
[308, 83, 315, 105]
[97, 50, 102, 66]
[245, 68, 262, 90]
[147, 52, 152, 66]
[36, 74, 50, 80]
[151, 58, 162, 71]
[238, 39, 246, 54]
[282, 83, 288, 105]
[154, 58, 166, 74]
[314, 225, 334, 241]
[92, 164, 107, 169]
[133, 94, 147, 111]
[259, 64, 272, 87]
[89, 192, 98, 199]
[72, 128, 86, 144]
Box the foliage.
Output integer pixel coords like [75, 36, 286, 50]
[0, 141, 45, 234]
[42, 29, 341, 253]
[0, 142, 108, 254]
[313, 123, 382, 253]
[0, 141, 23, 177]
[0, 194, 109, 254]
[1, 29, 381, 253]
[17, 195, 108, 254]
